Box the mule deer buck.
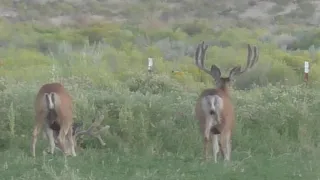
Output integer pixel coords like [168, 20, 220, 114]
[194, 41, 259, 162]
[31, 82, 77, 157]
[51, 113, 110, 154]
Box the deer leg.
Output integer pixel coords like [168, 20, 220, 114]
[57, 127, 68, 156]
[67, 127, 76, 157]
[203, 137, 209, 161]
[44, 126, 55, 154]
[96, 134, 106, 146]
[211, 134, 220, 163]
[31, 124, 41, 157]
[220, 130, 231, 161]
[203, 118, 213, 161]
[31, 114, 44, 157]
[219, 141, 224, 159]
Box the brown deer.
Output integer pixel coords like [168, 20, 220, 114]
[194, 41, 259, 162]
[31, 82, 76, 157]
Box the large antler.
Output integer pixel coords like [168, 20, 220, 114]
[194, 41, 259, 80]
[194, 41, 211, 75]
[231, 44, 259, 76]
[74, 113, 110, 146]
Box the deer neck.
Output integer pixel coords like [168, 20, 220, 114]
[217, 86, 231, 97]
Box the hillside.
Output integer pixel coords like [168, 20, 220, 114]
[1, 0, 320, 27]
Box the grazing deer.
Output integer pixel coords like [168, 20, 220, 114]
[194, 41, 259, 162]
[51, 113, 110, 154]
[31, 82, 76, 157]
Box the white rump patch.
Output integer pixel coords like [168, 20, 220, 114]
[201, 95, 224, 140]
[201, 95, 223, 116]
[44, 93, 54, 109]
[44, 92, 60, 110]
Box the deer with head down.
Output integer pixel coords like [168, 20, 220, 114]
[194, 41, 259, 162]
[32, 82, 110, 157]
[31, 82, 77, 157]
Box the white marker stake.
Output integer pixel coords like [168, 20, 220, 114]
[148, 58, 153, 72]
[304, 61, 309, 83]
[304, 61, 309, 73]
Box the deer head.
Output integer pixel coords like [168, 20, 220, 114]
[54, 112, 110, 153]
[74, 113, 110, 147]
[194, 41, 259, 90]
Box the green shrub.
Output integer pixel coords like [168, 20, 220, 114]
[0, 19, 319, 158]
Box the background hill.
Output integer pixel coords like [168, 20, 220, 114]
[1, 0, 320, 179]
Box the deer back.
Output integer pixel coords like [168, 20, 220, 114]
[35, 83, 73, 126]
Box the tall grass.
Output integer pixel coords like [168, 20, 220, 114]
[1, 41, 320, 179]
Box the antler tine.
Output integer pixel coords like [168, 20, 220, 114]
[74, 125, 93, 138]
[237, 44, 259, 75]
[74, 114, 105, 138]
[195, 41, 211, 75]
[309, 45, 316, 69]
[74, 113, 109, 146]
[250, 45, 259, 68]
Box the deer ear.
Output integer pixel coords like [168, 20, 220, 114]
[228, 66, 241, 80]
[210, 65, 221, 81]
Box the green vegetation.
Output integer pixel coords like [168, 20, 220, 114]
[0, 0, 320, 179]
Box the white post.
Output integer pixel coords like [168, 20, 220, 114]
[148, 58, 153, 72]
[304, 61, 309, 84]
[304, 61, 309, 73]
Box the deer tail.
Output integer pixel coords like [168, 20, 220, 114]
[44, 92, 61, 126]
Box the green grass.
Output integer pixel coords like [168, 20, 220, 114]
[1, 76, 320, 179]
[2, 146, 320, 179]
